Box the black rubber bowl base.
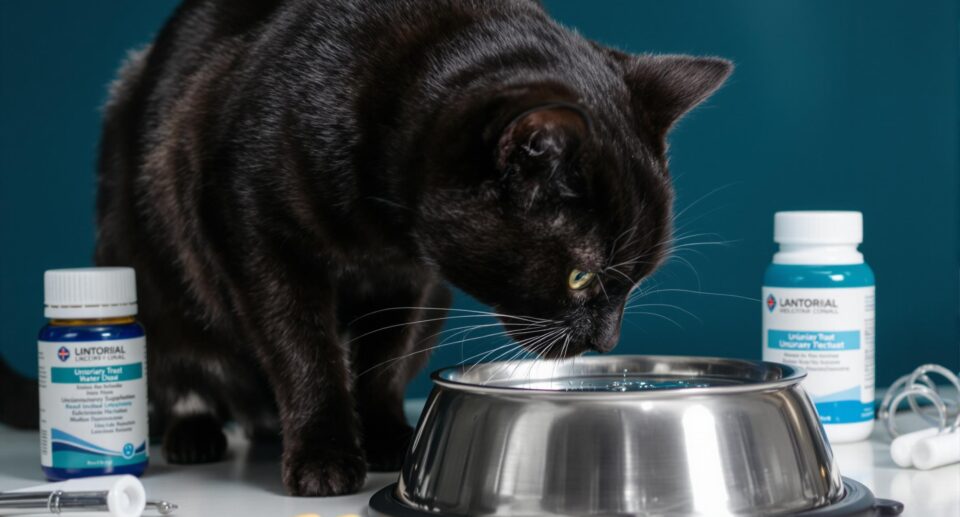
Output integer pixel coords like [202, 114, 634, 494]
[369, 478, 903, 517]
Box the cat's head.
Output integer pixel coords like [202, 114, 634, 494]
[417, 54, 731, 357]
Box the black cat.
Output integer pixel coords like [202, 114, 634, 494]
[91, 0, 730, 497]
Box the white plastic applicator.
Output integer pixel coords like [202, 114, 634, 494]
[911, 430, 960, 470]
[0, 475, 148, 517]
[890, 427, 940, 467]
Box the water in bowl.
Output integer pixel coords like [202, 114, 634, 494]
[502, 372, 743, 392]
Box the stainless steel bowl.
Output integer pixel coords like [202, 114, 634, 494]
[378, 355, 848, 516]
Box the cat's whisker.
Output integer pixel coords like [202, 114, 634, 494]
[671, 197, 735, 233]
[669, 231, 726, 242]
[539, 331, 565, 364]
[602, 265, 635, 285]
[608, 226, 639, 261]
[606, 226, 656, 268]
[668, 247, 711, 262]
[357, 324, 550, 377]
[670, 182, 738, 227]
[486, 332, 558, 385]
[426, 320, 546, 347]
[459, 338, 529, 371]
[486, 328, 565, 382]
[596, 274, 610, 301]
[462, 328, 562, 377]
[621, 310, 684, 329]
[664, 253, 702, 289]
[667, 240, 734, 251]
[349, 319, 522, 351]
[431, 325, 547, 353]
[500, 345, 532, 379]
[634, 287, 760, 303]
[549, 332, 571, 381]
[622, 302, 701, 322]
[346, 314, 550, 346]
[348, 306, 554, 326]
[461, 336, 527, 368]
[527, 329, 565, 381]
[477, 338, 541, 382]
[627, 281, 653, 303]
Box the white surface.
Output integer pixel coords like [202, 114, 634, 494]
[1, 403, 958, 517]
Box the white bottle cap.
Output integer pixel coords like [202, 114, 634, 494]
[44, 267, 138, 319]
[774, 211, 863, 245]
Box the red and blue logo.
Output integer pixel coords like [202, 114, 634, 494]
[57, 346, 70, 362]
[766, 294, 777, 313]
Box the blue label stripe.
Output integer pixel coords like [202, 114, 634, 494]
[767, 330, 860, 351]
[51, 450, 147, 469]
[51, 362, 143, 384]
[814, 400, 874, 424]
[814, 385, 861, 403]
[51, 429, 119, 455]
[763, 263, 875, 288]
[50, 429, 148, 469]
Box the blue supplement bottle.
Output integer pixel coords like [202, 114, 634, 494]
[762, 212, 875, 443]
[38, 268, 149, 479]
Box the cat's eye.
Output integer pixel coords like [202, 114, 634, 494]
[567, 269, 596, 290]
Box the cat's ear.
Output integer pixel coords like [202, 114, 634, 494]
[624, 54, 732, 140]
[494, 103, 590, 178]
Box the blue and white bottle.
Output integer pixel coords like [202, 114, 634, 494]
[38, 268, 149, 479]
[763, 211, 875, 443]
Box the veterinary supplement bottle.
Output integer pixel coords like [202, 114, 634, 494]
[762, 212, 875, 443]
[38, 268, 148, 479]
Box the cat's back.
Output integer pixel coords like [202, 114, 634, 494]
[97, 0, 556, 249]
[120, 0, 546, 111]
[100, 0, 568, 208]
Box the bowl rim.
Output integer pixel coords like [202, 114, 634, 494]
[431, 354, 806, 398]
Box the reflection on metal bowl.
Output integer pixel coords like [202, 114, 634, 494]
[370, 355, 903, 516]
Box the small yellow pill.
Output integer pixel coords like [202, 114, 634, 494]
[294, 514, 321, 517]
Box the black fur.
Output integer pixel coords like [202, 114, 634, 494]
[84, 0, 730, 497]
[0, 359, 39, 430]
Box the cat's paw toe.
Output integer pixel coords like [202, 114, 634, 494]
[283, 450, 367, 496]
[162, 414, 227, 464]
[365, 424, 413, 471]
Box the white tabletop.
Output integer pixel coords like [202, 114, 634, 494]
[1, 401, 957, 517]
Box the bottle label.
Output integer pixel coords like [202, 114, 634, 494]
[762, 286, 875, 424]
[38, 337, 149, 469]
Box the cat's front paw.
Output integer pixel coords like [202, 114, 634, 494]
[365, 423, 413, 471]
[163, 413, 227, 464]
[282, 449, 367, 496]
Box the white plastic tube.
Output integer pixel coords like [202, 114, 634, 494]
[911, 430, 960, 470]
[889, 427, 940, 467]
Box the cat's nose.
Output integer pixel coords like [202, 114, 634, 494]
[590, 312, 622, 353]
[591, 326, 621, 353]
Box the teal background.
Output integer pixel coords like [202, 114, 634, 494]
[1, 1, 958, 399]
